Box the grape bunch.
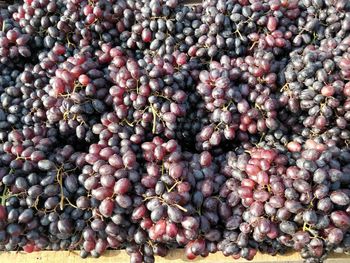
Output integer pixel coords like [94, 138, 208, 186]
[293, 0, 350, 47]
[281, 37, 350, 146]
[0, 0, 350, 263]
[0, 14, 32, 64]
[0, 126, 88, 253]
[194, 51, 285, 150]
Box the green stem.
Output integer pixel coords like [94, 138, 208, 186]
[1, 185, 8, 206]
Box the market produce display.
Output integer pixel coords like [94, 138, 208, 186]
[0, 0, 350, 262]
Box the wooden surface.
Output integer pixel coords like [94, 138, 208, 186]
[0, 0, 349, 262]
[184, 0, 202, 4]
[0, 250, 349, 263]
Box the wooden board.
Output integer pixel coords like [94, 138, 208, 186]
[0, 250, 349, 263]
[184, 0, 202, 5]
[0, 0, 349, 262]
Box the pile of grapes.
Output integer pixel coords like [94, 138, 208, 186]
[1, 0, 350, 262]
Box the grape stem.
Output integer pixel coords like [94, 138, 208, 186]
[0, 185, 8, 206]
[1, 21, 5, 32]
[250, 41, 258, 50]
[155, 93, 173, 103]
[150, 103, 157, 134]
[142, 195, 188, 212]
[167, 179, 182, 193]
[0, 185, 19, 206]
[266, 184, 271, 193]
[173, 203, 187, 213]
[65, 198, 78, 209]
[66, 33, 76, 48]
[56, 166, 65, 210]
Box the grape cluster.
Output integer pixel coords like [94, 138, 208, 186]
[293, 0, 350, 47]
[0, 10, 32, 64]
[194, 51, 287, 150]
[0, 0, 350, 263]
[0, 126, 88, 253]
[281, 37, 350, 146]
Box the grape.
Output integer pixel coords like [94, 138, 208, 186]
[280, 221, 297, 235]
[331, 211, 350, 229]
[18, 209, 34, 224]
[37, 160, 55, 171]
[0, 206, 7, 221]
[99, 199, 115, 218]
[181, 217, 199, 231]
[114, 178, 131, 195]
[328, 228, 344, 245]
[167, 206, 183, 223]
[330, 191, 350, 206]
[57, 219, 74, 234]
[0, 1, 349, 262]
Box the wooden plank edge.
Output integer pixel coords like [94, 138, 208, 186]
[0, 250, 349, 263]
[183, 0, 202, 4]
